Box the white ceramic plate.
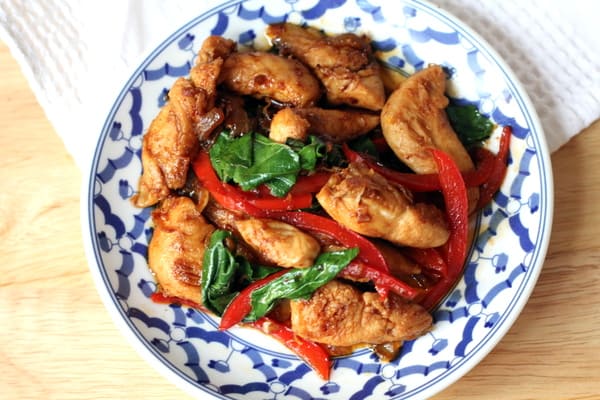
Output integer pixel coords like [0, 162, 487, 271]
[82, 1, 553, 398]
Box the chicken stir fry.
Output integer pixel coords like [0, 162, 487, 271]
[317, 162, 449, 248]
[132, 40, 232, 207]
[290, 280, 432, 346]
[266, 23, 386, 111]
[133, 23, 507, 379]
[148, 196, 214, 304]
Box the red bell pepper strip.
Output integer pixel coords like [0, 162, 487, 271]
[463, 146, 497, 187]
[192, 151, 313, 212]
[268, 211, 390, 274]
[251, 317, 332, 380]
[290, 171, 332, 195]
[150, 292, 207, 312]
[420, 149, 469, 310]
[219, 269, 288, 330]
[342, 143, 498, 192]
[477, 126, 512, 209]
[403, 247, 448, 278]
[192, 151, 266, 215]
[246, 191, 312, 210]
[339, 260, 421, 300]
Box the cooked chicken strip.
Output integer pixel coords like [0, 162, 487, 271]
[132, 37, 231, 208]
[267, 23, 385, 111]
[195, 35, 236, 65]
[381, 65, 474, 174]
[316, 162, 449, 248]
[295, 107, 380, 143]
[132, 78, 210, 207]
[269, 107, 311, 143]
[380, 65, 480, 211]
[148, 196, 215, 304]
[290, 280, 432, 346]
[236, 218, 320, 268]
[269, 107, 380, 144]
[219, 52, 321, 107]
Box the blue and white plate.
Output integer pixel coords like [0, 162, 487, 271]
[82, 1, 553, 398]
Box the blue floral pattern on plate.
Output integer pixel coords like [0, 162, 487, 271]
[83, 1, 553, 399]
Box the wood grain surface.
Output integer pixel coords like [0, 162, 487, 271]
[1, 41, 599, 400]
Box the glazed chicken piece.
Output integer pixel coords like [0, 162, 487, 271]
[219, 52, 321, 107]
[380, 65, 474, 174]
[132, 37, 231, 208]
[235, 218, 321, 268]
[380, 65, 480, 210]
[290, 280, 432, 346]
[195, 35, 236, 65]
[316, 162, 449, 248]
[148, 196, 215, 304]
[132, 78, 211, 207]
[269, 107, 311, 143]
[269, 107, 380, 144]
[266, 23, 385, 111]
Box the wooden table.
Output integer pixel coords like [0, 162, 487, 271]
[1, 40, 598, 400]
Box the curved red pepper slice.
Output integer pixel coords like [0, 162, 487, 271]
[150, 292, 207, 312]
[403, 247, 448, 279]
[339, 260, 421, 300]
[342, 143, 498, 192]
[192, 151, 313, 212]
[420, 149, 469, 310]
[290, 171, 332, 195]
[192, 151, 265, 215]
[251, 317, 332, 380]
[219, 269, 288, 330]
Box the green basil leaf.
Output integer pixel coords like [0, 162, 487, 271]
[209, 131, 301, 196]
[201, 230, 280, 316]
[245, 248, 359, 321]
[287, 135, 326, 171]
[446, 104, 494, 148]
[201, 230, 239, 316]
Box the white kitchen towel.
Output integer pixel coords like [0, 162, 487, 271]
[1, 0, 599, 171]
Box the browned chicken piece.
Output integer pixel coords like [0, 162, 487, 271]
[235, 218, 321, 268]
[380, 65, 480, 211]
[132, 78, 212, 208]
[316, 162, 449, 248]
[269, 107, 380, 144]
[381, 65, 474, 174]
[195, 35, 236, 65]
[295, 107, 380, 143]
[202, 200, 272, 265]
[219, 52, 321, 107]
[148, 196, 215, 304]
[266, 23, 385, 111]
[269, 107, 311, 143]
[290, 280, 432, 346]
[132, 37, 231, 208]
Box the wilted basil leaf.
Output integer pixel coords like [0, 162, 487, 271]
[201, 230, 279, 316]
[209, 131, 325, 197]
[245, 248, 359, 321]
[446, 104, 494, 147]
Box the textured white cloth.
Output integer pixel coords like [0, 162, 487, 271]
[1, 0, 598, 170]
